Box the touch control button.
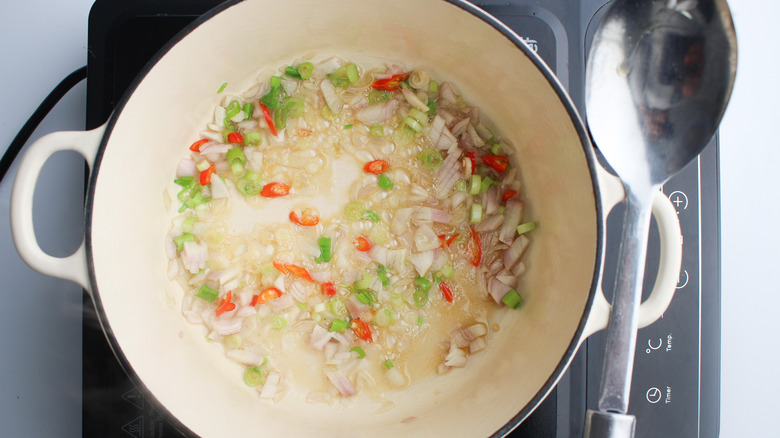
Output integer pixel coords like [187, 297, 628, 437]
[668, 190, 688, 212]
[646, 387, 663, 404]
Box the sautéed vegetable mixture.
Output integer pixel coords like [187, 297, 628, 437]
[166, 56, 535, 403]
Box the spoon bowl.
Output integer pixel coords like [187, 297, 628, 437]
[584, 0, 736, 436]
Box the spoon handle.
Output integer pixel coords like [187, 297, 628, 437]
[585, 185, 656, 437]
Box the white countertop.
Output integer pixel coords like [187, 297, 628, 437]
[0, 1, 775, 436]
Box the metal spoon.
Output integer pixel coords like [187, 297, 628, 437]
[583, 0, 736, 436]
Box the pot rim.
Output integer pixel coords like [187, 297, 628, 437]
[83, 1, 605, 436]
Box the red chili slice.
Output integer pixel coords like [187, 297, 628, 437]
[258, 101, 278, 137]
[251, 287, 283, 306]
[363, 159, 390, 175]
[438, 233, 460, 248]
[199, 163, 216, 186]
[321, 282, 338, 296]
[466, 227, 482, 267]
[482, 155, 509, 172]
[289, 208, 320, 226]
[351, 318, 373, 342]
[216, 290, 236, 316]
[227, 132, 244, 144]
[272, 260, 289, 274]
[285, 264, 315, 283]
[354, 236, 372, 252]
[502, 190, 518, 202]
[260, 182, 290, 197]
[189, 139, 209, 152]
[440, 282, 454, 303]
[370, 73, 409, 91]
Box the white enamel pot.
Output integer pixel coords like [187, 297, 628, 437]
[10, 0, 682, 437]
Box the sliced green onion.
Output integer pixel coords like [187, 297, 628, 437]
[231, 162, 244, 176]
[344, 202, 365, 220]
[225, 100, 241, 119]
[455, 179, 467, 192]
[315, 237, 332, 263]
[439, 265, 455, 280]
[329, 298, 348, 318]
[286, 97, 305, 118]
[417, 315, 424, 326]
[428, 81, 438, 93]
[418, 149, 444, 168]
[363, 210, 380, 222]
[244, 131, 262, 145]
[343, 124, 353, 129]
[273, 106, 288, 131]
[377, 173, 393, 190]
[327, 64, 357, 88]
[516, 221, 537, 235]
[368, 89, 390, 104]
[490, 143, 504, 155]
[297, 62, 314, 80]
[173, 233, 194, 251]
[356, 273, 373, 290]
[243, 366, 265, 387]
[407, 108, 429, 125]
[497, 205, 505, 215]
[469, 174, 482, 195]
[377, 265, 391, 287]
[227, 147, 246, 165]
[260, 80, 287, 109]
[181, 217, 197, 233]
[427, 100, 437, 116]
[270, 316, 287, 330]
[369, 125, 384, 138]
[374, 308, 393, 327]
[350, 346, 366, 358]
[470, 204, 483, 223]
[413, 289, 429, 307]
[414, 276, 432, 292]
[330, 319, 348, 332]
[403, 116, 423, 133]
[174, 176, 194, 187]
[346, 63, 360, 84]
[196, 284, 219, 302]
[433, 265, 455, 283]
[393, 126, 415, 145]
[242, 103, 254, 120]
[501, 289, 524, 309]
[383, 360, 394, 369]
[237, 172, 261, 196]
[356, 291, 371, 305]
[284, 65, 302, 79]
[481, 176, 498, 193]
[217, 82, 227, 93]
[269, 75, 281, 89]
[196, 159, 211, 172]
[389, 292, 403, 309]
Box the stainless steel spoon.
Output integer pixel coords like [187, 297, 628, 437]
[583, 0, 736, 436]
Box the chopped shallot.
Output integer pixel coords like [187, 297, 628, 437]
[355, 100, 398, 124]
[181, 241, 208, 274]
[499, 199, 524, 244]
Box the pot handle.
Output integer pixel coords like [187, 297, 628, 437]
[580, 164, 682, 340]
[10, 126, 106, 295]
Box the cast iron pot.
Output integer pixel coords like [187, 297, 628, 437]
[10, 0, 682, 436]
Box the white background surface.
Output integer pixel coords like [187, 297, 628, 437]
[0, 0, 775, 436]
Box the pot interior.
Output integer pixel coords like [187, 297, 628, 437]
[87, 0, 600, 436]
